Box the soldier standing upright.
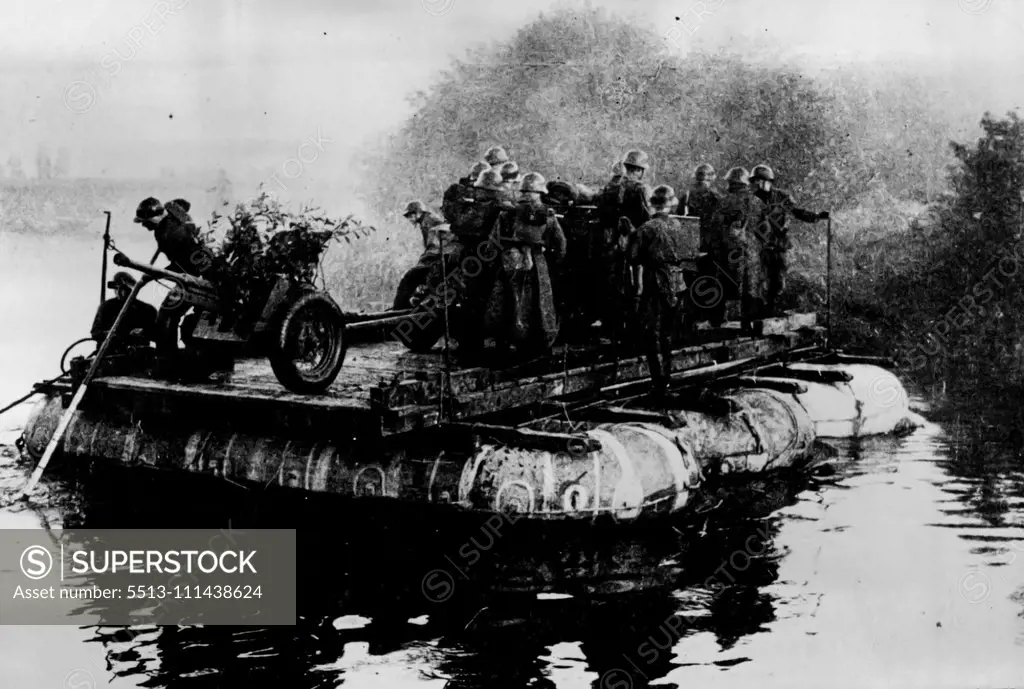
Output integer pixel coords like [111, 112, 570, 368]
[627, 185, 693, 399]
[750, 164, 829, 317]
[596, 149, 652, 347]
[684, 164, 722, 324]
[685, 164, 720, 221]
[484, 172, 567, 358]
[451, 168, 518, 357]
[706, 168, 766, 330]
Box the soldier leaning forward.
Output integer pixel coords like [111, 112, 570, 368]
[627, 185, 692, 398]
[750, 164, 828, 317]
[597, 149, 652, 346]
[705, 168, 766, 329]
[393, 202, 461, 310]
[484, 172, 567, 357]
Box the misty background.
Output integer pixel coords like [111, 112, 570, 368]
[0, 0, 1021, 187]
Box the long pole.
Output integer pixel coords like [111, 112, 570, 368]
[6, 278, 151, 505]
[826, 214, 833, 350]
[100, 211, 112, 306]
[439, 229, 452, 422]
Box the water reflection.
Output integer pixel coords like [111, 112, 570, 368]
[1, 402, 1023, 687]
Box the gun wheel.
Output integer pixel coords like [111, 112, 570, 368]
[270, 293, 347, 394]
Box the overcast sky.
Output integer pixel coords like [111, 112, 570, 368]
[1, 0, 1021, 182]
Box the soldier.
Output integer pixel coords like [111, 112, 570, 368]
[484, 146, 510, 167]
[706, 167, 766, 330]
[627, 185, 692, 399]
[442, 161, 489, 226]
[485, 172, 567, 357]
[499, 161, 522, 197]
[134, 197, 217, 280]
[450, 168, 518, 357]
[403, 200, 450, 251]
[90, 271, 158, 349]
[750, 164, 829, 317]
[685, 164, 720, 221]
[684, 163, 723, 323]
[394, 201, 460, 310]
[403, 200, 431, 248]
[596, 149, 653, 347]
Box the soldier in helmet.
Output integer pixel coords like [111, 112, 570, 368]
[484, 146, 510, 168]
[90, 271, 158, 350]
[683, 163, 723, 325]
[393, 200, 460, 310]
[626, 185, 695, 399]
[402, 200, 447, 252]
[705, 167, 767, 330]
[685, 164, 720, 221]
[749, 164, 829, 317]
[442, 161, 489, 227]
[444, 168, 517, 357]
[596, 149, 653, 347]
[499, 161, 522, 198]
[484, 171, 567, 358]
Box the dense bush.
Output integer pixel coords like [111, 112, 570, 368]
[357, 6, 956, 221]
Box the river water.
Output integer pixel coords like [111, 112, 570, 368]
[1, 233, 1023, 688]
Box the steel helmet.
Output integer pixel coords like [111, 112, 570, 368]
[725, 167, 750, 186]
[499, 161, 521, 181]
[622, 150, 650, 170]
[520, 172, 548, 194]
[484, 146, 510, 166]
[751, 164, 775, 182]
[107, 271, 137, 290]
[134, 196, 164, 223]
[695, 164, 716, 181]
[468, 161, 490, 180]
[474, 168, 505, 192]
[611, 161, 625, 176]
[403, 200, 426, 218]
[649, 184, 678, 210]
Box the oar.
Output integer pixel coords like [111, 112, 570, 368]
[3, 278, 151, 506]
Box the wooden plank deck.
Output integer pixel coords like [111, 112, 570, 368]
[77, 313, 823, 438]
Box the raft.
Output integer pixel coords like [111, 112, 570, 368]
[12, 313, 924, 524]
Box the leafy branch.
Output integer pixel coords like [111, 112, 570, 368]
[200, 187, 377, 315]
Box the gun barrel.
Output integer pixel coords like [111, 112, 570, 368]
[112, 253, 215, 293]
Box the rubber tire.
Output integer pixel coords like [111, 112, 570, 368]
[393, 263, 433, 310]
[269, 292, 347, 394]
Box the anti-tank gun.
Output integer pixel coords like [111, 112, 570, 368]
[112, 244, 348, 394]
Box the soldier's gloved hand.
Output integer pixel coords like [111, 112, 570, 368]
[818, 211, 830, 220]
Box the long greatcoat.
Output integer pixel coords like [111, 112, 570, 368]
[708, 187, 766, 318]
[483, 197, 567, 352]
